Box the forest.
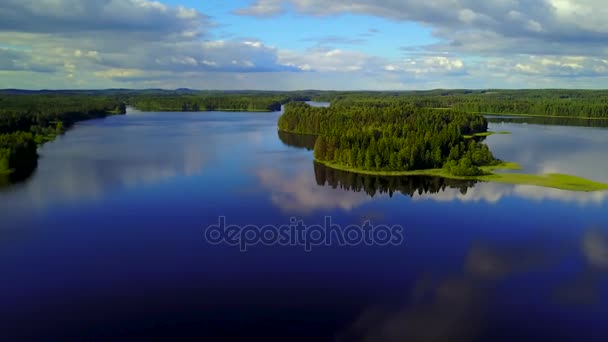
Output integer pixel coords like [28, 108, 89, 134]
[278, 102, 498, 176]
[5, 88, 608, 117]
[128, 95, 284, 112]
[0, 94, 126, 178]
[309, 89, 608, 118]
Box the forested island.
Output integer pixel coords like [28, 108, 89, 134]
[278, 102, 608, 192]
[0, 94, 126, 183]
[279, 102, 500, 176]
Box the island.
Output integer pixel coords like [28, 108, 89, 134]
[278, 102, 608, 192]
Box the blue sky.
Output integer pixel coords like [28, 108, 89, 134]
[1, 0, 608, 89]
[193, 0, 436, 57]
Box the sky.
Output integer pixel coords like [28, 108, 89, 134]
[1, 0, 608, 90]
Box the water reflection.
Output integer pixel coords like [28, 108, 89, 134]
[413, 183, 608, 205]
[277, 130, 317, 150]
[582, 229, 608, 269]
[0, 159, 37, 189]
[256, 166, 372, 214]
[277, 130, 608, 206]
[487, 116, 608, 128]
[5, 140, 210, 209]
[486, 121, 608, 183]
[0, 112, 235, 211]
[314, 161, 477, 198]
[554, 228, 608, 307]
[314, 160, 607, 205]
[338, 226, 608, 341]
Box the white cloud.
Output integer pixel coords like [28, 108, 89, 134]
[278, 48, 378, 72]
[237, 1, 608, 63]
[3, 0, 608, 89]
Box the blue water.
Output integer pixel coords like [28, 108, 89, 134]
[1, 108, 607, 341]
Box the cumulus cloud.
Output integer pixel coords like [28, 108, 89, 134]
[278, 48, 381, 72]
[236, 0, 608, 44]
[95, 40, 297, 75]
[0, 0, 302, 88]
[0, 0, 205, 37]
[235, 0, 608, 86]
[385, 56, 466, 75]
[3, 0, 608, 88]
[511, 56, 608, 77]
[0, 48, 57, 73]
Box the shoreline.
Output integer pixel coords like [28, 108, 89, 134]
[315, 160, 608, 192]
[430, 108, 608, 120]
[478, 112, 608, 121]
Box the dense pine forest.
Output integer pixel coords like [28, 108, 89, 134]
[128, 95, 284, 112]
[278, 102, 498, 176]
[311, 89, 608, 118]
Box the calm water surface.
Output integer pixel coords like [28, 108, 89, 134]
[1, 107, 608, 341]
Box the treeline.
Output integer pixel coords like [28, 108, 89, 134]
[486, 116, 608, 128]
[5, 88, 608, 117]
[129, 95, 287, 112]
[278, 102, 497, 176]
[314, 161, 477, 198]
[0, 95, 126, 134]
[0, 94, 126, 178]
[311, 89, 608, 118]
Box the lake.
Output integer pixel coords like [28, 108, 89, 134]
[1, 105, 608, 341]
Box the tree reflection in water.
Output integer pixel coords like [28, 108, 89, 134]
[279, 130, 479, 199]
[313, 161, 477, 199]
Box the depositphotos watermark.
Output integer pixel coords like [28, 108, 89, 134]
[204, 216, 404, 252]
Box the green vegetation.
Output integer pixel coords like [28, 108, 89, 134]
[6, 88, 608, 118]
[309, 89, 608, 119]
[279, 102, 498, 177]
[278, 100, 608, 192]
[129, 95, 284, 112]
[315, 159, 518, 178]
[317, 159, 608, 192]
[0, 94, 126, 181]
[478, 173, 608, 192]
[463, 131, 511, 139]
